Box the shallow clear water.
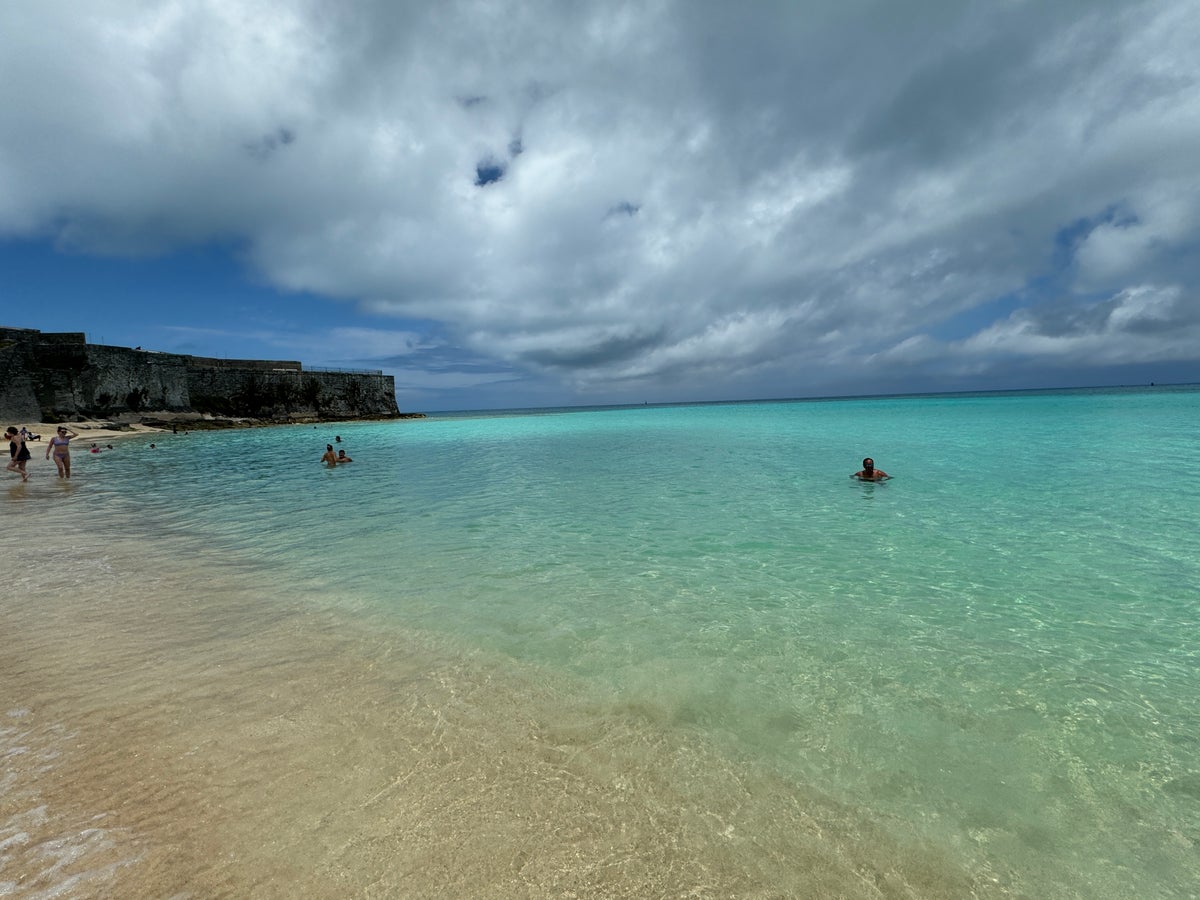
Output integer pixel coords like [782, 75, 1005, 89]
[4, 386, 1200, 896]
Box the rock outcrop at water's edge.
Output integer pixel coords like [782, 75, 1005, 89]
[0, 327, 423, 426]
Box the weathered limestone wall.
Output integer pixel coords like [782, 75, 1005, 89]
[64, 344, 192, 417]
[185, 366, 400, 420]
[0, 327, 401, 423]
[184, 355, 302, 373]
[0, 327, 44, 423]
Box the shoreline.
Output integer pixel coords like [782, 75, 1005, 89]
[12, 411, 427, 444]
[2, 510, 978, 898]
[7, 392, 1195, 897]
[19, 420, 168, 442]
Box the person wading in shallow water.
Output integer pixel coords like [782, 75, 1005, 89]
[5, 427, 31, 481]
[46, 426, 78, 478]
[321, 444, 338, 466]
[852, 457, 891, 481]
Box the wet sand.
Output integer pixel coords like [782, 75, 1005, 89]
[2, 517, 993, 898]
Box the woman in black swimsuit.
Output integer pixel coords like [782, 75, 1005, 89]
[5, 426, 32, 481]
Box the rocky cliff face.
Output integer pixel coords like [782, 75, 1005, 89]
[0, 327, 403, 423]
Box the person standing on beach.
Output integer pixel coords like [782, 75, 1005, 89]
[5, 427, 31, 481]
[321, 444, 338, 466]
[852, 457, 891, 481]
[46, 426, 78, 478]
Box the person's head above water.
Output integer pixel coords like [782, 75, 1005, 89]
[853, 457, 889, 480]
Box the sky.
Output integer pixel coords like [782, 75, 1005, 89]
[2, 0, 1198, 411]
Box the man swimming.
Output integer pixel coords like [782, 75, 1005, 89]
[852, 457, 891, 481]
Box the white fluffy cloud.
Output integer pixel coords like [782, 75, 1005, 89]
[2, 0, 1198, 403]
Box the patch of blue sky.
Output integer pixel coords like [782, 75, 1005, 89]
[926, 207, 1142, 344]
[0, 238, 420, 364]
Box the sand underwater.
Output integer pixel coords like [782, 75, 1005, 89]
[3, 388, 1199, 897]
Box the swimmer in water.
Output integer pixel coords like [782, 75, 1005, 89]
[321, 444, 338, 466]
[852, 457, 891, 481]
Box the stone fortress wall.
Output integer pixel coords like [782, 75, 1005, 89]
[0, 327, 402, 424]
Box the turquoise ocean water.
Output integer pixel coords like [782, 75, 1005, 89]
[6, 385, 1200, 896]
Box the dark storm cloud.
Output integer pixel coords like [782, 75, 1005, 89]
[245, 127, 297, 162]
[519, 327, 666, 370]
[606, 202, 639, 218]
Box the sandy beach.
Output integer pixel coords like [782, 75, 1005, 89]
[6, 394, 1198, 898]
[2, 419, 980, 898]
[2, 517, 967, 899]
[17, 421, 168, 441]
[4, 422, 166, 480]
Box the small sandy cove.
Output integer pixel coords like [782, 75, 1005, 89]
[16, 420, 170, 443]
